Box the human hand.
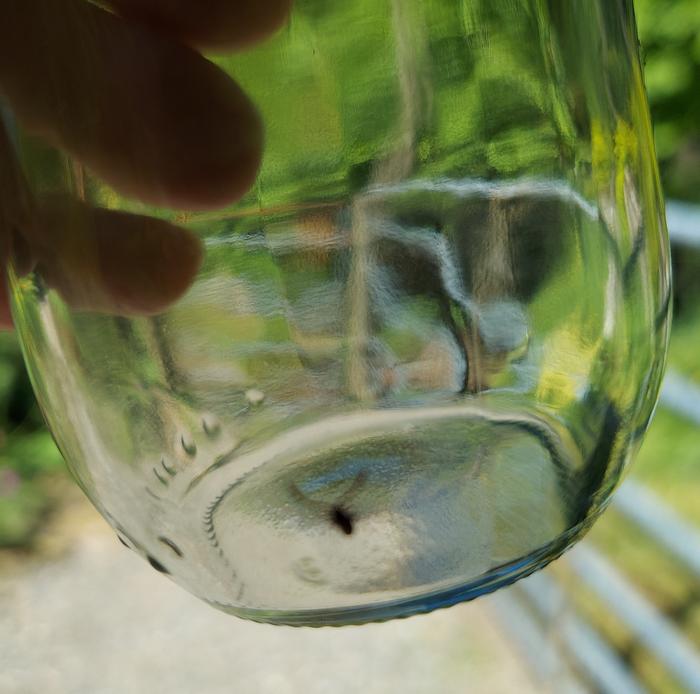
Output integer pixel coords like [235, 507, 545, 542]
[0, 0, 291, 327]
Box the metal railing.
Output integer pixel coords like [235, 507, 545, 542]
[493, 202, 700, 694]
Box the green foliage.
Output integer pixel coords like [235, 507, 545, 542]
[0, 478, 48, 548]
[0, 332, 64, 548]
[636, 0, 700, 200]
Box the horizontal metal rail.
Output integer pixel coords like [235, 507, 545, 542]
[667, 200, 700, 248]
[491, 591, 591, 694]
[567, 545, 700, 693]
[514, 572, 648, 694]
[660, 369, 700, 426]
[613, 479, 700, 580]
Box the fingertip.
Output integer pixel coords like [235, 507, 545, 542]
[95, 209, 205, 315]
[98, 37, 265, 211]
[28, 198, 204, 317]
[196, 0, 294, 51]
[112, 0, 293, 52]
[161, 142, 263, 211]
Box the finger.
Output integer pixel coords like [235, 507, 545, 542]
[27, 196, 203, 317]
[109, 0, 293, 51]
[3, 102, 202, 325]
[0, 0, 263, 211]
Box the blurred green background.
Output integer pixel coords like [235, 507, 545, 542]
[636, 0, 700, 204]
[0, 0, 699, 569]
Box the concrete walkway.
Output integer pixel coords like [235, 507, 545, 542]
[0, 501, 537, 694]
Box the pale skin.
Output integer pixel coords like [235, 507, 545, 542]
[0, 0, 292, 327]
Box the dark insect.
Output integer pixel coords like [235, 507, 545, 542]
[291, 471, 367, 536]
[331, 506, 355, 535]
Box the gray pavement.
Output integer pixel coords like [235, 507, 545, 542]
[0, 503, 537, 694]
